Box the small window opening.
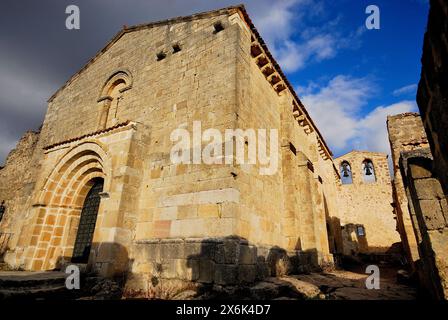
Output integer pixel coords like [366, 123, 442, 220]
[356, 226, 365, 236]
[340, 161, 353, 185]
[289, 142, 297, 156]
[172, 44, 181, 54]
[362, 159, 376, 183]
[307, 161, 314, 173]
[213, 22, 224, 34]
[156, 51, 167, 61]
[0, 200, 5, 222]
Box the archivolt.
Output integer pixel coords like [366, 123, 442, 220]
[39, 141, 111, 207]
[97, 69, 133, 102]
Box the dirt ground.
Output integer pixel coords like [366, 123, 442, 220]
[291, 264, 417, 300]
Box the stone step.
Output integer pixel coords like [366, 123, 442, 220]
[0, 285, 70, 300]
[0, 271, 74, 300]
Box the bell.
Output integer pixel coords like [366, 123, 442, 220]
[365, 164, 373, 176]
[342, 164, 350, 177]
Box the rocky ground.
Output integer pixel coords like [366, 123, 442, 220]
[0, 265, 417, 300]
[185, 265, 417, 300]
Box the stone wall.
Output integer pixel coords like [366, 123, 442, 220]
[334, 151, 401, 256]
[125, 236, 316, 296]
[400, 149, 448, 300]
[231, 15, 336, 261]
[417, 0, 448, 196]
[3, 122, 147, 273]
[0, 6, 338, 289]
[1, 9, 243, 273]
[0, 130, 41, 248]
[387, 113, 429, 269]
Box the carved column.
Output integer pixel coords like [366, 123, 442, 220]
[97, 97, 112, 130]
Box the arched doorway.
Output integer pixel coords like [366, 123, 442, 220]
[23, 142, 110, 271]
[71, 178, 104, 263]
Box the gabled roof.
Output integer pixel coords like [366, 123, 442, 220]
[47, 5, 244, 103]
[47, 4, 333, 158]
[335, 150, 388, 160]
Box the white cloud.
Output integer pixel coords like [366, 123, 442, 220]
[355, 101, 418, 154]
[242, 0, 364, 73]
[299, 75, 418, 158]
[392, 83, 418, 96]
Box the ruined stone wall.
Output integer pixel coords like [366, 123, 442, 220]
[387, 113, 429, 268]
[417, 0, 448, 196]
[0, 131, 41, 250]
[400, 149, 448, 300]
[335, 151, 401, 255]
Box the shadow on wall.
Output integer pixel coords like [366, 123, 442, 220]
[328, 217, 404, 267]
[53, 242, 133, 280]
[122, 236, 416, 300]
[123, 236, 331, 299]
[185, 237, 321, 284]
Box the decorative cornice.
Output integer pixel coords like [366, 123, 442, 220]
[43, 121, 134, 151]
[238, 7, 333, 159]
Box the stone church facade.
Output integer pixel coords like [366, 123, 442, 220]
[0, 6, 401, 291]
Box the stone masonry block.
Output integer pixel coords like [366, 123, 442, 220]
[214, 240, 239, 264]
[409, 163, 433, 179]
[160, 240, 185, 260]
[419, 199, 446, 230]
[440, 197, 448, 225]
[238, 244, 257, 265]
[138, 242, 160, 261]
[238, 264, 256, 284]
[414, 178, 445, 200]
[183, 240, 202, 259]
[198, 259, 215, 283]
[214, 264, 238, 285]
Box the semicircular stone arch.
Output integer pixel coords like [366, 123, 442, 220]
[96, 70, 133, 130]
[29, 142, 111, 270]
[98, 69, 133, 102]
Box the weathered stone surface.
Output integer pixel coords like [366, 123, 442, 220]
[387, 113, 429, 268]
[414, 179, 445, 200]
[419, 199, 446, 230]
[335, 151, 401, 256]
[172, 290, 197, 300]
[408, 163, 433, 179]
[198, 259, 215, 283]
[0, 4, 342, 284]
[0, 4, 438, 300]
[250, 281, 281, 300]
[415, 0, 448, 298]
[238, 245, 256, 265]
[238, 264, 256, 283]
[278, 276, 321, 299]
[417, 0, 448, 197]
[214, 264, 238, 285]
[398, 149, 448, 299]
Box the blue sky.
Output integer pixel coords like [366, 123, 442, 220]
[0, 0, 430, 164]
[253, 0, 429, 158]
